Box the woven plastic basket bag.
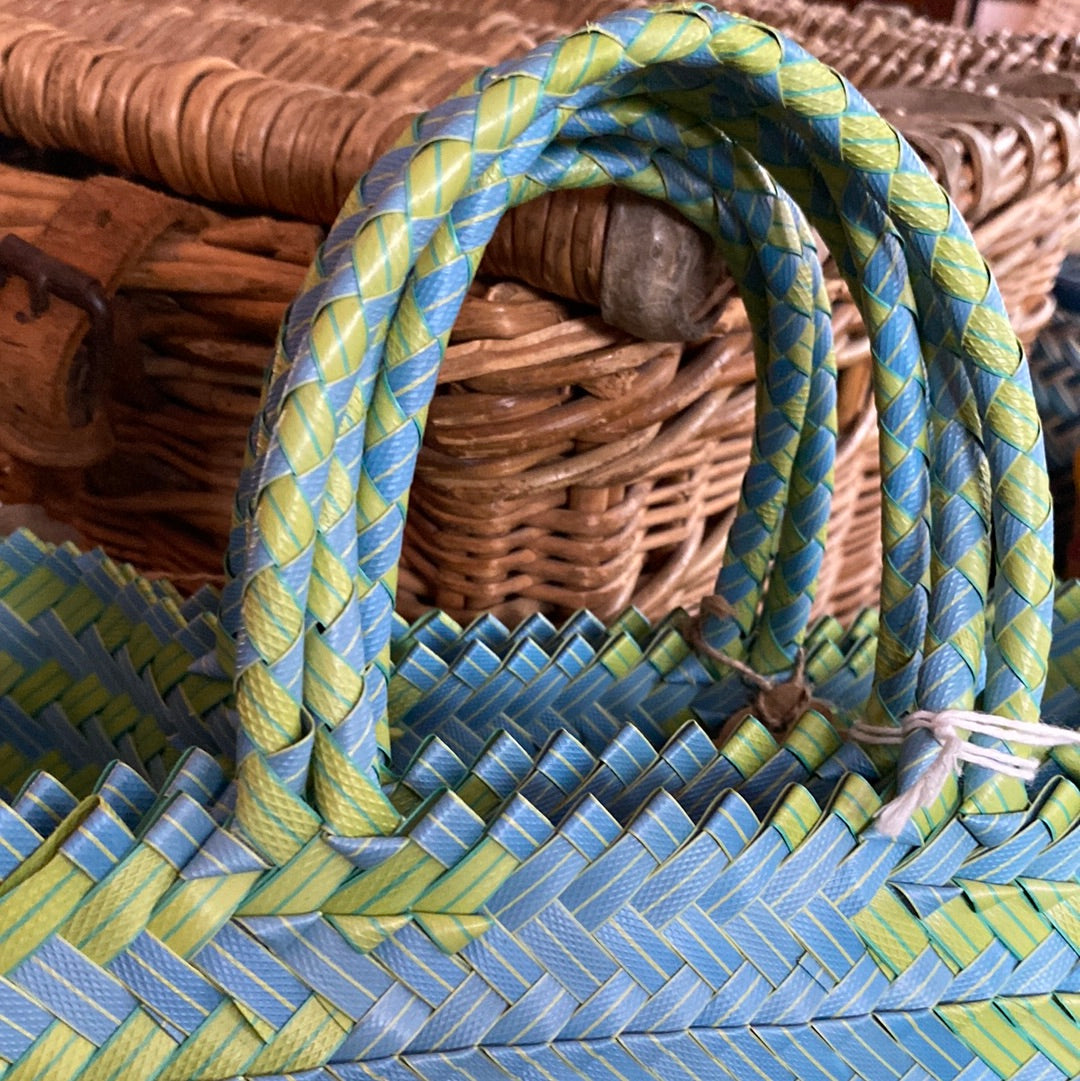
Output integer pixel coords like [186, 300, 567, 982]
[3, 7, 1080, 1079]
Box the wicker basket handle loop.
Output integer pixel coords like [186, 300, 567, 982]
[227, 8, 1053, 851]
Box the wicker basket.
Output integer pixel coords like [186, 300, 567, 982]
[1033, 0, 1080, 35]
[0, 0, 1076, 630]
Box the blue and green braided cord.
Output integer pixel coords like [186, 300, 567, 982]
[703, 100, 935, 730]
[547, 95, 841, 667]
[232, 98, 838, 845]
[244, 132, 833, 849]
[747, 221, 837, 676]
[227, 5, 1053, 847]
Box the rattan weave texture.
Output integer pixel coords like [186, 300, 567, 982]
[0, 0, 1076, 629]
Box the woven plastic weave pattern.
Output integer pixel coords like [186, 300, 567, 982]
[0, 533, 1079, 1079]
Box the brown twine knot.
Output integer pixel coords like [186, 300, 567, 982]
[688, 594, 833, 748]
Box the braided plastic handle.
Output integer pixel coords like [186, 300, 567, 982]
[225, 5, 1053, 853]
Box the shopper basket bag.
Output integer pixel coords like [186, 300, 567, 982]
[1, 7, 1079, 1080]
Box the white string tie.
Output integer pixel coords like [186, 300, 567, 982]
[849, 709, 1080, 838]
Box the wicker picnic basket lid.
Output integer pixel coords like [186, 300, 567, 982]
[0, 0, 1077, 631]
[0, 0, 1077, 224]
[1, 9, 1079, 1080]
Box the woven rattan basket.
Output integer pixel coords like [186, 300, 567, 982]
[0, 0, 1076, 630]
[2, 11, 1080, 1080]
[1033, 0, 1080, 35]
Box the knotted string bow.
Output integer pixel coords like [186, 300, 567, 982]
[851, 709, 1080, 837]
